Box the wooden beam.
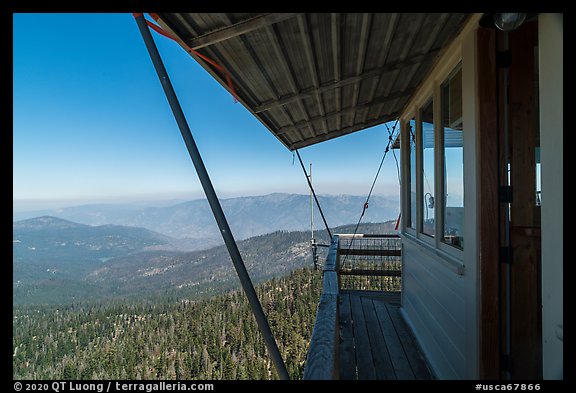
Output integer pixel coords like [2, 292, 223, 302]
[339, 269, 402, 277]
[277, 90, 413, 136]
[323, 236, 340, 272]
[337, 234, 400, 239]
[302, 293, 339, 379]
[254, 52, 436, 113]
[508, 22, 541, 379]
[187, 13, 300, 50]
[476, 27, 501, 379]
[323, 271, 340, 295]
[159, 13, 301, 152]
[289, 113, 397, 150]
[303, 235, 340, 379]
[215, 14, 310, 145]
[338, 248, 401, 257]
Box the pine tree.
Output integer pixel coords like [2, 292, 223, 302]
[13, 267, 323, 380]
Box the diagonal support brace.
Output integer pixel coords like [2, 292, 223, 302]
[133, 13, 289, 380]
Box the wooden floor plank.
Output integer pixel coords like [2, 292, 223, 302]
[350, 294, 377, 379]
[373, 300, 415, 379]
[344, 290, 401, 303]
[338, 293, 357, 380]
[386, 304, 434, 380]
[336, 290, 434, 380]
[360, 297, 397, 379]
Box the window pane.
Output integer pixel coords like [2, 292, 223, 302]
[442, 66, 464, 249]
[408, 118, 416, 229]
[421, 98, 435, 237]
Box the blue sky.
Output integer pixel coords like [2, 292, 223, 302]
[13, 13, 401, 211]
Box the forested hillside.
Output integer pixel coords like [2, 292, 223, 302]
[13, 220, 398, 380]
[14, 221, 395, 305]
[13, 268, 322, 380]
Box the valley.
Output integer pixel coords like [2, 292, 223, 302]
[13, 193, 399, 248]
[12, 194, 398, 380]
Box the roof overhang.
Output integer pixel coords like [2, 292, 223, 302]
[154, 13, 472, 151]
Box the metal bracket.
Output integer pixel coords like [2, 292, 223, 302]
[457, 265, 466, 276]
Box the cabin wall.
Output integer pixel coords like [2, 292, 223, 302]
[400, 240, 466, 379]
[399, 17, 480, 380]
[538, 13, 563, 380]
[401, 13, 563, 380]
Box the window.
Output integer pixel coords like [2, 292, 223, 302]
[401, 60, 466, 258]
[421, 98, 435, 237]
[408, 118, 417, 229]
[441, 65, 464, 249]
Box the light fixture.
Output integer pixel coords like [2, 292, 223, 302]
[493, 13, 527, 32]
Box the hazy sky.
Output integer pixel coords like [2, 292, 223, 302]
[13, 13, 401, 211]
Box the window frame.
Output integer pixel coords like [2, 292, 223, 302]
[419, 95, 437, 240]
[400, 62, 464, 261]
[439, 63, 465, 253]
[437, 63, 464, 259]
[403, 116, 418, 235]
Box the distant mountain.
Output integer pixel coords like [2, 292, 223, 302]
[13, 216, 177, 304]
[13, 216, 174, 256]
[13, 193, 399, 247]
[13, 216, 87, 230]
[13, 218, 396, 306]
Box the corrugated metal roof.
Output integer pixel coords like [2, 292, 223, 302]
[155, 13, 471, 151]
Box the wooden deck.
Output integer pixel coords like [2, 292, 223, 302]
[338, 290, 434, 380]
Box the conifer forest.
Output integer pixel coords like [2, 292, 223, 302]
[13, 268, 322, 380]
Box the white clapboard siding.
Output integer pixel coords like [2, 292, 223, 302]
[401, 238, 466, 379]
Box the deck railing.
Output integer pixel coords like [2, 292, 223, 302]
[302, 235, 340, 380]
[338, 234, 402, 292]
[303, 233, 402, 379]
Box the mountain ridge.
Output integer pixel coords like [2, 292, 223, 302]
[13, 217, 397, 306]
[13, 193, 399, 245]
[13, 215, 89, 230]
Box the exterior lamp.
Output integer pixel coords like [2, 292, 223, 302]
[493, 13, 527, 31]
